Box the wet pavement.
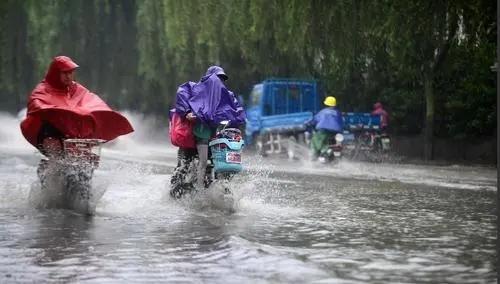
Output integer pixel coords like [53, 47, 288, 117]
[0, 112, 496, 283]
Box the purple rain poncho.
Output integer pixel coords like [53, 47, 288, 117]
[174, 66, 246, 127]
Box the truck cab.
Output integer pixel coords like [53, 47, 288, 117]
[245, 79, 321, 155]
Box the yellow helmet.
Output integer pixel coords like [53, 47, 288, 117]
[323, 96, 337, 107]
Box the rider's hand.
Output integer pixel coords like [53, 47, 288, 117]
[186, 112, 197, 121]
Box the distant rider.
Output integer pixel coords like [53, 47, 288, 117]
[371, 102, 389, 132]
[308, 96, 343, 160]
[170, 66, 245, 197]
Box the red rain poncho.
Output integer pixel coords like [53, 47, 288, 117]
[20, 56, 134, 147]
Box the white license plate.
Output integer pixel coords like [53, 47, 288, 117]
[382, 138, 390, 143]
[226, 152, 241, 163]
[334, 151, 341, 157]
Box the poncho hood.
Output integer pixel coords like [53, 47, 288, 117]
[203, 65, 228, 81]
[44, 56, 79, 90]
[373, 102, 383, 109]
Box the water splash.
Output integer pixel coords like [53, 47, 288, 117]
[27, 161, 109, 215]
[0, 110, 32, 153]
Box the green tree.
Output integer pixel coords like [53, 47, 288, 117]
[0, 0, 495, 160]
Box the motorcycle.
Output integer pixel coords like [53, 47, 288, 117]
[303, 126, 344, 164]
[318, 132, 344, 164]
[32, 138, 105, 215]
[169, 121, 245, 198]
[350, 130, 391, 161]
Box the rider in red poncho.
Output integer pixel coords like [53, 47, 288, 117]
[20, 56, 134, 157]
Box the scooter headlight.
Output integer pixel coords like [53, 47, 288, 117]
[335, 133, 344, 143]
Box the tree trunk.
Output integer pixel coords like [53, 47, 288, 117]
[423, 72, 435, 161]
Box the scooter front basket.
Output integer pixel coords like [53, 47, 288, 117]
[63, 139, 105, 168]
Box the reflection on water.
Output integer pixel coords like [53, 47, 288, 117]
[0, 136, 496, 283]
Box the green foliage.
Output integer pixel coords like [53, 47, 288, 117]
[0, 0, 495, 139]
[436, 41, 496, 138]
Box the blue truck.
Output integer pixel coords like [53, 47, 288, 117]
[244, 78, 389, 159]
[245, 78, 321, 155]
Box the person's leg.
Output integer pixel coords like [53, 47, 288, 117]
[310, 132, 320, 160]
[36, 137, 62, 188]
[41, 137, 63, 158]
[37, 158, 49, 187]
[319, 131, 335, 155]
[196, 142, 209, 189]
[170, 148, 195, 197]
[311, 131, 328, 159]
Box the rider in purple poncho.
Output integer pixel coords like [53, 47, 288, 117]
[175, 66, 245, 128]
[170, 66, 246, 197]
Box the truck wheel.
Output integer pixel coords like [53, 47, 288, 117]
[255, 135, 267, 157]
[287, 136, 297, 160]
[297, 133, 306, 145]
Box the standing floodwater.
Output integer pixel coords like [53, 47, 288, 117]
[0, 113, 496, 283]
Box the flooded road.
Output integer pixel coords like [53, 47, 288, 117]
[0, 112, 497, 283]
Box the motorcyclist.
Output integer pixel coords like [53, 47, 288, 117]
[369, 101, 391, 153]
[28, 56, 79, 158]
[371, 102, 389, 132]
[20, 55, 133, 181]
[170, 65, 245, 197]
[308, 96, 343, 160]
